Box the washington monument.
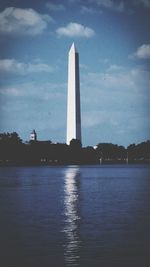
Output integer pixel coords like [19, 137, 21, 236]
[66, 43, 82, 145]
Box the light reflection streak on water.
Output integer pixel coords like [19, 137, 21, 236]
[63, 167, 81, 266]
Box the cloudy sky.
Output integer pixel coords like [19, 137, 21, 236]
[0, 0, 150, 147]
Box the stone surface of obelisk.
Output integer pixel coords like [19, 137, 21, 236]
[66, 43, 81, 145]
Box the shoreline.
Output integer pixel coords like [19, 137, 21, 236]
[0, 160, 150, 167]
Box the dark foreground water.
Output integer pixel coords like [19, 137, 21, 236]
[0, 165, 150, 267]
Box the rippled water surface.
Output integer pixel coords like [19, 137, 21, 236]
[0, 165, 150, 267]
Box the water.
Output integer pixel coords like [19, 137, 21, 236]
[0, 165, 150, 267]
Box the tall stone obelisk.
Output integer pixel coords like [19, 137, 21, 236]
[66, 43, 81, 145]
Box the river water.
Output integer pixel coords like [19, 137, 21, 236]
[0, 165, 150, 267]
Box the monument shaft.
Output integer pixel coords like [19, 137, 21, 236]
[66, 43, 81, 145]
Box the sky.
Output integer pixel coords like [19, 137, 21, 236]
[0, 0, 150, 147]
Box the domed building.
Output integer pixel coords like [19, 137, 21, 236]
[30, 130, 37, 141]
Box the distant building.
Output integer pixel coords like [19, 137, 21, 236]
[30, 130, 37, 141]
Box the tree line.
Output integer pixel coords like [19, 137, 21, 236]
[0, 132, 150, 165]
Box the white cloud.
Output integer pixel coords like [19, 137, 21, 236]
[81, 64, 150, 114]
[133, 0, 150, 7]
[89, 0, 125, 12]
[68, 0, 79, 3]
[0, 88, 22, 96]
[82, 111, 108, 128]
[80, 64, 150, 145]
[46, 2, 65, 11]
[56, 22, 95, 38]
[27, 63, 54, 73]
[0, 81, 67, 142]
[88, 66, 149, 93]
[0, 7, 53, 35]
[80, 63, 88, 70]
[0, 59, 54, 74]
[81, 5, 101, 14]
[89, 0, 150, 13]
[107, 64, 123, 72]
[133, 44, 150, 59]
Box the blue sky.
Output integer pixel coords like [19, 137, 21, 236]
[0, 0, 150, 147]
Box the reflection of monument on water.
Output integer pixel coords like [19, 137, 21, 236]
[63, 167, 81, 266]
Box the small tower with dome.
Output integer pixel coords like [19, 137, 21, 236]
[30, 130, 37, 141]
